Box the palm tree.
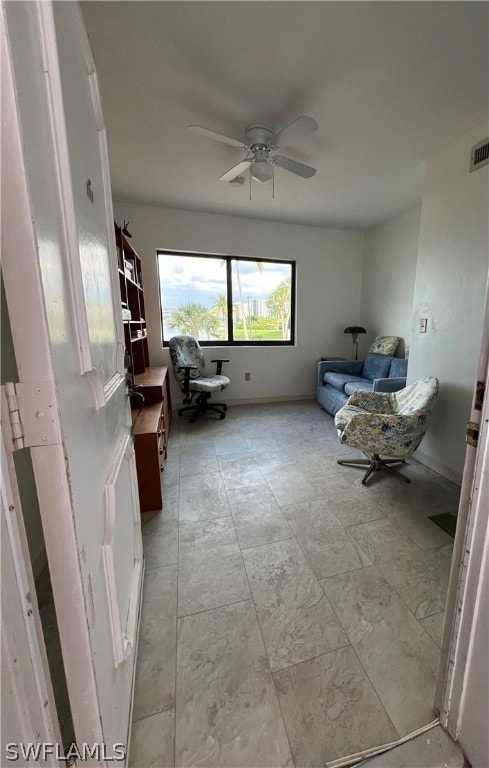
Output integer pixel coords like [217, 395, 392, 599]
[267, 278, 291, 339]
[234, 261, 264, 340]
[212, 293, 228, 336]
[200, 311, 220, 340]
[169, 302, 213, 338]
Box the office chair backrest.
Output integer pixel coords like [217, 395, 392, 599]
[169, 336, 206, 381]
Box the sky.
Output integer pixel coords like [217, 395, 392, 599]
[158, 253, 291, 309]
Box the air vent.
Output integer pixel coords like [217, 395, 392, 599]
[469, 138, 489, 172]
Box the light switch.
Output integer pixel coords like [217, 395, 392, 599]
[420, 318, 428, 333]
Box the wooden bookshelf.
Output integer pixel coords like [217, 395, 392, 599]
[115, 224, 172, 512]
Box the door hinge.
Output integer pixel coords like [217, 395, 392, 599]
[2, 382, 61, 450]
[466, 420, 479, 448]
[474, 380, 485, 411]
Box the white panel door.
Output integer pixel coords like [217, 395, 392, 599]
[3, 1, 142, 760]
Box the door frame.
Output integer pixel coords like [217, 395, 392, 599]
[1, 428, 62, 767]
[434, 273, 489, 743]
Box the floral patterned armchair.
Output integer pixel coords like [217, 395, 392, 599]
[169, 336, 230, 422]
[334, 377, 439, 485]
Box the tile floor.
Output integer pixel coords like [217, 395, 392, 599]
[130, 401, 459, 768]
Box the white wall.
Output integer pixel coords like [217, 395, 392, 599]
[408, 123, 489, 482]
[113, 203, 365, 405]
[360, 207, 421, 358]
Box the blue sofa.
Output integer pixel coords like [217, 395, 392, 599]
[317, 354, 408, 416]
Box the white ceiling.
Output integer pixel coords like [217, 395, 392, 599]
[81, 1, 488, 231]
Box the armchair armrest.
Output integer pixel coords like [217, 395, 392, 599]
[373, 377, 407, 393]
[317, 359, 363, 389]
[211, 358, 230, 375]
[346, 390, 395, 412]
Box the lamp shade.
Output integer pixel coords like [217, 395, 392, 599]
[344, 326, 366, 359]
[251, 160, 274, 183]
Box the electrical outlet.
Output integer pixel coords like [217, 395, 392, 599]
[245, 372, 251, 381]
[420, 318, 428, 333]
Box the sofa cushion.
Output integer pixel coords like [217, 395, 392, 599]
[323, 372, 365, 392]
[390, 358, 408, 377]
[344, 379, 374, 396]
[361, 353, 393, 381]
[369, 336, 400, 356]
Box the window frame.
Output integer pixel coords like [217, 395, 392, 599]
[157, 250, 296, 347]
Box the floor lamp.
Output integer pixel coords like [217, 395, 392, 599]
[344, 326, 367, 360]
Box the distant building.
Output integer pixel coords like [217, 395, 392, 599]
[247, 298, 270, 318]
[233, 298, 272, 321]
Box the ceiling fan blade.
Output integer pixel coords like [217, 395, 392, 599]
[188, 125, 247, 149]
[272, 155, 317, 179]
[273, 115, 318, 148]
[219, 160, 252, 181]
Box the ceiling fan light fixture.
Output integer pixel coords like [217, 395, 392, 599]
[251, 160, 274, 183]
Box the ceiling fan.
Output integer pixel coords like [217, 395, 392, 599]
[188, 115, 318, 184]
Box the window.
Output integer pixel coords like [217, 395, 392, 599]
[158, 251, 295, 346]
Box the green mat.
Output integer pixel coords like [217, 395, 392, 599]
[428, 512, 457, 538]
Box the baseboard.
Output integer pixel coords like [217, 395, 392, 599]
[414, 449, 463, 486]
[172, 393, 315, 412]
[226, 393, 316, 406]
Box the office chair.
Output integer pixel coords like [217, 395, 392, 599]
[169, 335, 230, 422]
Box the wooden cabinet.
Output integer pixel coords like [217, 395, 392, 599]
[115, 224, 172, 512]
[131, 368, 172, 513]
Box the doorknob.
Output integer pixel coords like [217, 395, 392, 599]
[125, 373, 145, 408]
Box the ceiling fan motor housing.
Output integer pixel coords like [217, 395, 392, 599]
[246, 123, 275, 149]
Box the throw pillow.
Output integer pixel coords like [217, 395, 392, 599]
[362, 353, 393, 380]
[369, 336, 400, 356]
